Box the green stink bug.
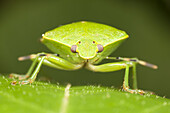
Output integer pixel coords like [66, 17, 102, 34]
[10, 21, 157, 94]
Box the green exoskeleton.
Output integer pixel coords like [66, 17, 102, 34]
[10, 21, 157, 94]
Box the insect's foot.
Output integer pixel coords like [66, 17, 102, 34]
[9, 73, 29, 80]
[11, 80, 17, 85]
[123, 87, 145, 95]
[136, 89, 145, 95]
[11, 79, 33, 85]
[127, 89, 145, 95]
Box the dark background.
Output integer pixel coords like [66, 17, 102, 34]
[0, 0, 170, 98]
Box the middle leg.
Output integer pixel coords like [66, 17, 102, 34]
[10, 53, 84, 85]
[86, 61, 145, 94]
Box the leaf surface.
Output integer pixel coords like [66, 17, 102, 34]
[0, 75, 170, 113]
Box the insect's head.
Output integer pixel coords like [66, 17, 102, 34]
[71, 39, 103, 59]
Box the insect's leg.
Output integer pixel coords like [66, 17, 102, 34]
[86, 61, 145, 94]
[44, 54, 83, 70]
[105, 56, 158, 91]
[10, 53, 83, 85]
[11, 56, 46, 85]
[9, 55, 39, 80]
[132, 64, 137, 89]
[105, 57, 158, 69]
[18, 53, 83, 70]
[123, 64, 130, 91]
[122, 63, 145, 94]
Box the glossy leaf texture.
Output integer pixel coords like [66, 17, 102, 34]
[0, 75, 170, 113]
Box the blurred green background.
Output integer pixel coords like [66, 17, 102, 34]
[0, 0, 170, 98]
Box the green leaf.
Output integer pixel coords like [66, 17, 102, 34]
[0, 75, 170, 113]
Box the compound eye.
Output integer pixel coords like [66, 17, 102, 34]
[97, 44, 103, 52]
[71, 45, 77, 53]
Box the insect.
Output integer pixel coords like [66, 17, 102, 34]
[10, 21, 157, 94]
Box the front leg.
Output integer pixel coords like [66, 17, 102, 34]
[10, 53, 83, 85]
[86, 61, 145, 94]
